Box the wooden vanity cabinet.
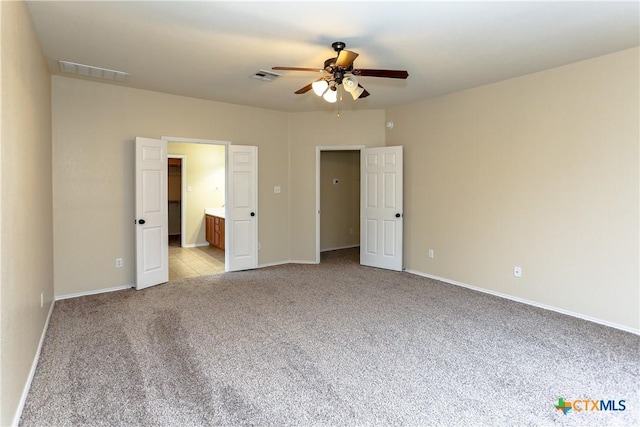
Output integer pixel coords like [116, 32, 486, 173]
[206, 215, 225, 250]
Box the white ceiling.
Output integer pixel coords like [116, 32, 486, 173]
[26, 1, 639, 113]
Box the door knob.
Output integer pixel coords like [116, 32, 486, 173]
[250, 212, 255, 217]
[138, 219, 146, 225]
[395, 213, 401, 218]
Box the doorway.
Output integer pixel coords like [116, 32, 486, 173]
[167, 155, 185, 246]
[166, 140, 227, 280]
[314, 145, 405, 271]
[316, 146, 365, 263]
[135, 137, 258, 289]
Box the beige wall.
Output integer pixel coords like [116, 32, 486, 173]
[289, 110, 386, 261]
[0, 2, 53, 425]
[52, 76, 290, 296]
[387, 47, 640, 331]
[320, 151, 360, 251]
[167, 142, 225, 246]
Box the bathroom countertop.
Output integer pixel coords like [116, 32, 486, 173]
[204, 208, 225, 218]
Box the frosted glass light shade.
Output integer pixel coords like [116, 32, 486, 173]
[343, 76, 358, 93]
[350, 86, 365, 100]
[312, 80, 329, 96]
[323, 88, 338, 103]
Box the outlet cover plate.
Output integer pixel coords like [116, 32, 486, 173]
[514, 266, 522, 277]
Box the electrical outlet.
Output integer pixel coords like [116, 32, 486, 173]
[40, 293, 44, 308]
[514, 266, 522, 278]
[428, 249, 434, 259]
[274, 186, 281, 194]
[116, 258, 124, 268]
[257, 242, 261, 250]
[349, 228, 353, 234]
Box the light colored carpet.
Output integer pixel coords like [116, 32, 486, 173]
[20, 249, 639, 426]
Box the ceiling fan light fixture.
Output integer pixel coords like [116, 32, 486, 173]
[312, 80, 329, 96]
[350, 85, 365, 100]
[275, 41, 408, 100]
[323, 87, 338, 103]
[342, 76, 358, 93]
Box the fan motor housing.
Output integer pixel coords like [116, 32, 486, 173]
[324, 57, 336, 71]
[324, 57, 353, 84]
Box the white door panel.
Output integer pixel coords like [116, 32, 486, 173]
[365, 219, 377, 253]
[361, 146, 403, 271]
[135, 137, 169, 289]
[232, 220, 251, 256]
[384, 220, 396, 256]
[227, 145, 258, 271]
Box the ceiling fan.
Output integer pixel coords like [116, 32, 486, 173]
[273, 41, 409, 103]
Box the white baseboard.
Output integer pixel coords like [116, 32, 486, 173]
[257, 260, 319, 268]
[12, 299, 55, 426]
[258, 260, 292, 268]
[405, 269, 639, 335]
[320, 244, 360, 252]
[181, 242, 210, 248]
[55, 284, 134, 301]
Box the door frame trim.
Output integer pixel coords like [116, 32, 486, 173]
[315, 145, 366, 264]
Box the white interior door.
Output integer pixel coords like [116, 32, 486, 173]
[135, 137, 169, 289]
[227, 145, 258, 271]
[360, 146, 403, 271]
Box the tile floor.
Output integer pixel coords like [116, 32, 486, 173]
[168, 235, 225, 280]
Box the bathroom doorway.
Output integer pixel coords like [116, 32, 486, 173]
[167, 143, 226, 280]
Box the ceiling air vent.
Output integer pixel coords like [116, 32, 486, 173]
[251, 69, 280, 82]
[59, 60, 130, 82]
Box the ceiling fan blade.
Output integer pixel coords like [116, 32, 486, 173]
[353, 69, 409, 79]
[336, 50, 359, 68]
[358, 84, 370, 99]
[295, 77, 327, 95]
[294, 82, 314, 94]
[273, 66, 324, 73]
